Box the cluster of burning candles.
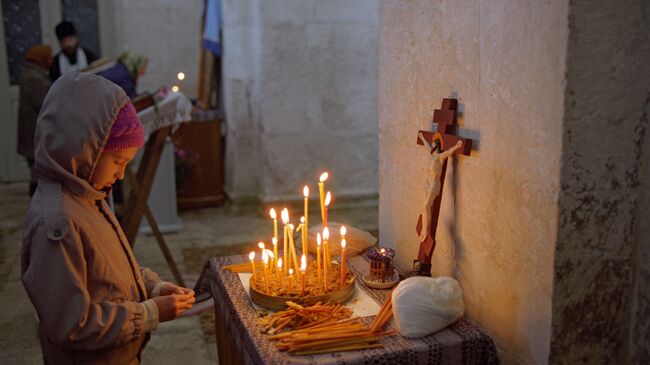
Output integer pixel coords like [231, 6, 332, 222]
[248, 172, 349, 297]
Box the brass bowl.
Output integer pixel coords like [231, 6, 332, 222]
[250, 277, 356, 311]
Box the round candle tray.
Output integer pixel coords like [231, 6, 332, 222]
[250, 277, 356, 311]
[362, 272, 399, 289]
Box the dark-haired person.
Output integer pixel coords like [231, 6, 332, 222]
[50, 20, 98, 81]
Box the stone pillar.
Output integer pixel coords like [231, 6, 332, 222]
[550, 1, 650, 363]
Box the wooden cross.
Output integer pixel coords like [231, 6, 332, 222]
[414, 98, 473, 276]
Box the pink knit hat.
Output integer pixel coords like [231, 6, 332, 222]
[104, 102, 145, 153]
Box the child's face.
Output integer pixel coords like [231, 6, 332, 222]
[90, 148, 138, 190]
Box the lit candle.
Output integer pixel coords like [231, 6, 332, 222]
[323, 239, 327, 292]
[266, 249, 275, 267]
[272, 237, 278, 270]
[277, 258, 283, 283]
[316, 233, 322, 284]
[262, 250, 270, 293]
[266, 249, 275, 284]
[340, 225, 347, 243]
[318, 172, 328, 224]
[323, 227, 331, 269]
[303, 186, 309, 257]
[288, 224, 301, 278]
[324, 191, 332, 226]
[281, 208, 289, 274]
[288, 268, 294, 294]
[300, 254, 307, 296]
[340, 238, 347, 288]
[249, 251, 257, 280]
[299, 216, 306, 257]
[270, 208, 278, 247]
[258, 242, 265, 260]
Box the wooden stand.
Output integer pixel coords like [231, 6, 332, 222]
[119, 95, 186, 287]
[414, 98, 473, 276]
[173, 120, 225, 210]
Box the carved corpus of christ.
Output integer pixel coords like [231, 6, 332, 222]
[417, 131, 463, 244]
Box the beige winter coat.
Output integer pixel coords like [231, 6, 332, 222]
[21, 72, 165, 364]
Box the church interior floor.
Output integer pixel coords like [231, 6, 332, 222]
[0, 182, 378, 364]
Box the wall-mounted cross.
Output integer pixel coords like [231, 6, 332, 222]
[414, 98, 473, 276]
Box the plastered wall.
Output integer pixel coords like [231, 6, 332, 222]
[378, 1, 568, 363]
[110, 0, 203, 99]
[222, 0, 379, 203]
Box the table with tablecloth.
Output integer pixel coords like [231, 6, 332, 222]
[194, 253, 499, 365]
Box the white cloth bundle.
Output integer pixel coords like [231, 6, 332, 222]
[392, 276, 465, 338]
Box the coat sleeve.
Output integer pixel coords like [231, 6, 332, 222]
[139, 266, 169, 298]
[22, 221, 157, 350]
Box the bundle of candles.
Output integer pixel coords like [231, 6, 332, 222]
[225, 172, 354, 298]
[263, 296, 395, 355]
[258, 301, 353, 335]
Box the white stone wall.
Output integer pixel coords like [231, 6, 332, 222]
[222, 0, 379, 203]
[108, 0, 203, 99]
[378, 1, 568, 363]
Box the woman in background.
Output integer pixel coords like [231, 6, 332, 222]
[17, 45, 52, 196]
[97, 51, 149, 98]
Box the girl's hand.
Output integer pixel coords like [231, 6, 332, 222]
[160, 283, 195, 297]
[152, 293, 196, 322]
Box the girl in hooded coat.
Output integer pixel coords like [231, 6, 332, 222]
[21, 72, 195, 364]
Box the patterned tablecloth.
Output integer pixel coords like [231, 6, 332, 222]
[195, 254, 499, 365]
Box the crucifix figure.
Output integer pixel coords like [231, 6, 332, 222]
[417, 133, 463, 244]
[414, 98, 473, 276]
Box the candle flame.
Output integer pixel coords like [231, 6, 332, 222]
[300, 255, 307, 272]
[319, 172, 329, 182]
[266, 249, 274, 259]
[288, 224, 294, 230]
[177, 72, 185, 80]
[281, 208, 289, 224]
[262, 250, 269, 264]
[300, 216, 305, 223]
[317, 233, 322, 246]
[380, 248, 386, 254]
[289, 268, 294, 275]
[272, 237, 278, 246]
[249, 251, 255, 261]
[258, 242, 265, 249]
[277, 258, 283, 269]
[324, 191, 332, 206]
[303, 186, 309, 197]
[270, 208, 277, 219]
[323, 227, 330, 240]
[341, 238, 347, 249]
[171, 85, 180, 92]
[340, 225, 347, 236]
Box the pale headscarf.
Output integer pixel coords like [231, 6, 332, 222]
[119, 51, 148, 80]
